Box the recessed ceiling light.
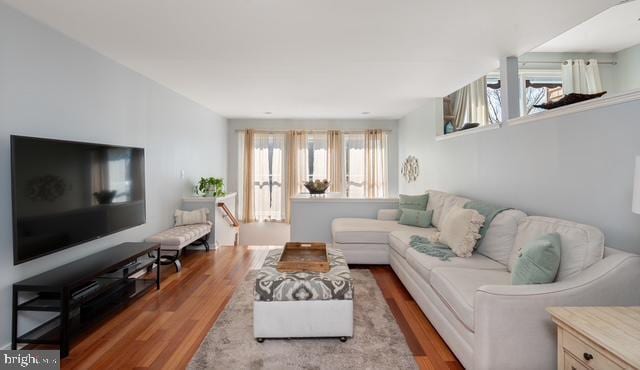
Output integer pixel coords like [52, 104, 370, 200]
[361, 112, 370, 115]
[264, 112, 272, 115]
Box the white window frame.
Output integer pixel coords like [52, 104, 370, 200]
[518, 69, 563, 116]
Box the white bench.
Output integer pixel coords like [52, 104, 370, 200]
[145, 221, 212, 271]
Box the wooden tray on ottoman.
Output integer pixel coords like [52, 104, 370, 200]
[277, 242, 330, 273]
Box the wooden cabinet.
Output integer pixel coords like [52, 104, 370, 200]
[548, 307, 640, 370]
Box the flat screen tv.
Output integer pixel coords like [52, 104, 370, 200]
[11, 136, 146, 265]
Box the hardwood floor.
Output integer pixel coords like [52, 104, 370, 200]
[55, 246, 462, 369]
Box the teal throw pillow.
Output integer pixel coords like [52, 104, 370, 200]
[399, 194, 429, 214]
[399, 209, 433, 228]
[512, 233, 562, 285]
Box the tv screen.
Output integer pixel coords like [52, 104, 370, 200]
[11, 136, 146, 265]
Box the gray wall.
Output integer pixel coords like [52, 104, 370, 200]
[398, 99, 640, 253]
[0, 3, 228, 347]
[227, 119, 400, 196]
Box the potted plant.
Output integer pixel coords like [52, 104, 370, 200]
[198, 177, 225, 197]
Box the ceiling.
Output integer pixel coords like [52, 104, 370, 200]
[5, 0, 618, 119]
[534, 0, 640, 54]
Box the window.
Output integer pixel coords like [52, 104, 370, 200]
[520, 73, 563, 116]
[253, 133, 285, 221]
[239, 129, 390, 222]
[483, 71, 564, 121]
[486, 76, 502, 124]
[306, 133, 328, 181]
[344, 133, 365, 198]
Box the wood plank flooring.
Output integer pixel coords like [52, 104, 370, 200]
[53, 246, 462, 369]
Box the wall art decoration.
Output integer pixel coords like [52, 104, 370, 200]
[401, 155, 419, 183]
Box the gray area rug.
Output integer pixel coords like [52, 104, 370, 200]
[188, 269, 418, 370]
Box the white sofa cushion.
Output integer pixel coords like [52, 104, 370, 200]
[508, 216, 604, 281]
[430, 267, 512, 331]
[427, 190, 470, 229]
[377, 209, 401, 221]
[432, 207, 485, 258]
[332, 218, 424, 244]
[389, 228, 438, 257]
[476, 209, 527, 266]
[404, 248, 506, 283]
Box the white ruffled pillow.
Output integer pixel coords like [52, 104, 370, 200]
[175, 208, 209, 226]
[430, 207, 485, 257]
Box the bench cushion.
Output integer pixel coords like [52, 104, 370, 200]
[145, 222, 211, 249]
[255, 248, 353, 302]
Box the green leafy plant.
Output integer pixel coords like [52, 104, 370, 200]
[198, 177, 225, 197]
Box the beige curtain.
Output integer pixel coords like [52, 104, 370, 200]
[453, 76, 489, 128]
[327, 130, 344, 193]
[285, 131, 308, 223]
[242, 129, 255, 223]
[364, 129, 388, 198]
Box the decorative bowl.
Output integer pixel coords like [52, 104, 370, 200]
[304, 179, 330, 194]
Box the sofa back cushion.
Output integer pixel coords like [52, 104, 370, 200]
[477, 209, 527, 266]
[399, 194, 429, 211]
[508, 216, 604, 281]
[426, 190, 470, 229]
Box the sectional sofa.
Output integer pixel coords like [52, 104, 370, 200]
[331, 190, 640, 370]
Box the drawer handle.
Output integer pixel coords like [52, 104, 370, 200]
[583, 352, 594, 361]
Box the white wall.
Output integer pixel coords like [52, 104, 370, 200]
[0, 3, 227, 347]
[227, 119, 400, 196]
[398, 98, 640, 253]
[614, 44, 640, 93]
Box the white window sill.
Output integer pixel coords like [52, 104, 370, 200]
[435, 124, 500, 141]
[435, 89, 640, 141]
[506, 89, 640, 127]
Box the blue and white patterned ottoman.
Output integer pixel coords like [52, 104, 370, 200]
[253, 248, 354, 341]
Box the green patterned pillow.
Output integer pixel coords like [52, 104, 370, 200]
[512, 233, 562, 285]
[399, 194, 429, 212]
[399, 209, 433, 228]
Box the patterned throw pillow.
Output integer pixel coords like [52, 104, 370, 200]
[175, 208, 209, 226]
[512, 233, 561, 285]
[399, 209, 433, 228]
[430, 207, 485, 257]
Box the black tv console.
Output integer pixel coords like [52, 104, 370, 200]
[11, 242, 161, 357]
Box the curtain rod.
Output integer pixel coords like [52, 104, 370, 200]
[234, 129, 392, 134]
[520, 60, 617, 65]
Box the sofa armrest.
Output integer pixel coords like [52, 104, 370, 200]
[472, 251, 640, 370]
[377, 209, 401, 221]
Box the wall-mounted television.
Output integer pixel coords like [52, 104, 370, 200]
[11, 136, 146, 265]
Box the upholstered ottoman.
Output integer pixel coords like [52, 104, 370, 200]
[253, 248, 354, 342]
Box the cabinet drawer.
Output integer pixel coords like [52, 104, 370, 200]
[564, 351, 588, 370]
[562, 331, 623, 370]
